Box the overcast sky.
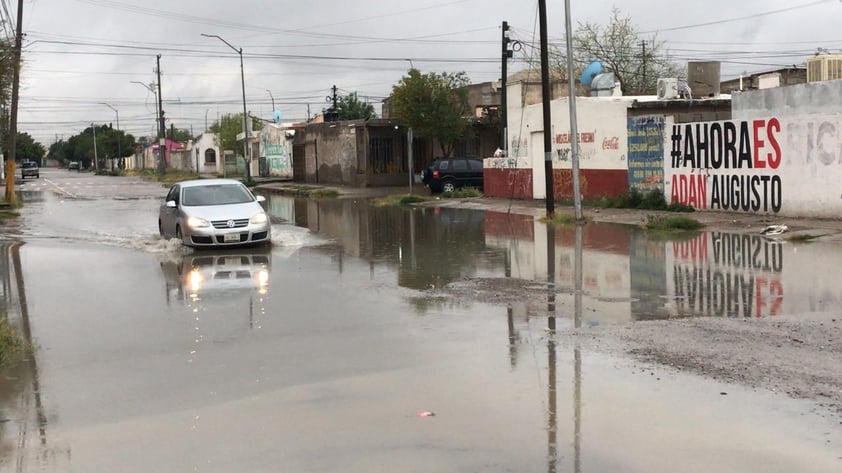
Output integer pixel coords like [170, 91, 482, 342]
[9, 0, 842, 145]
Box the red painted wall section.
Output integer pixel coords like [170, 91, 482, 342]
[552, 169, 628, 199]
[485, 169, 628, 200]
[484, 169, 533, 199]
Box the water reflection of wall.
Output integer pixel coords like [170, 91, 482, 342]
[663, 232, 785, 318]
[629, 232, 669, 320]
[273, 196, 509, 291]
[485, 212, 633, 322]
[629, 230, 842, 319]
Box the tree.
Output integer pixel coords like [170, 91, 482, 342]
[390, 68, 471, 158]
[548, 7, 683, 95]
[209, 113, 262, 156]
[14, 132, 45, 162]
[53, 124, 135, 169]
[338, 92, 376, 120]
[209, 113, 243, 155]
[169, 127, 193, 142]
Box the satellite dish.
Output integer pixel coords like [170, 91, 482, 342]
[273, 110, 282, 122]
[580, 61, 603, 85]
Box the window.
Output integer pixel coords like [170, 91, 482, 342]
[370, 137, 405, 174]
[182, 184, 253, 206]
[469, 159, 483, 170]
[451, 159, 467, 171]
[204, 149, 217, 164]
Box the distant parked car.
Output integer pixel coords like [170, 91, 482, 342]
[20, 161, 39, 179]
[421, 157, 484, 193]
[68, 161, 80, 171]
[158, 179, 271, 248]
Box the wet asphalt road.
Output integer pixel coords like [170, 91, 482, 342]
[0, 168, 839, 472]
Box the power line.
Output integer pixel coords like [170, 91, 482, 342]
[640, 0, 836, 34]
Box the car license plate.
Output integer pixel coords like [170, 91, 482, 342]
[223, 233, 240, 242]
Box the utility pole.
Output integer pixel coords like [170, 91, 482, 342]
[501, 21, 512, 154]
[4, 0, 24, 204]
[156, 55, 167, 174]
[641, 40, 647, 94]
[325, 85, 339, 122]
[92, 124, 98, 171]
[538, 0, 555, 216]
[564, 0, 584, 221]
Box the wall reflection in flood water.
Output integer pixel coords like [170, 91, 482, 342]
[266, 195, 842, 321]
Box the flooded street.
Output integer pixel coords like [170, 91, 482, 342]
[0, 171, 839, 472]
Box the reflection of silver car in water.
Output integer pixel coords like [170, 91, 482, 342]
[160, 249, 272, 301]
[158, 179, 271, 248]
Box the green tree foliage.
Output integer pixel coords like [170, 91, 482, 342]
[169, 127, 194, 142]
[338, 92, 377, 120]
[390, 68, 471, 158]
[57, 124, 135, 169]
[209, 113, 244, 156]
[208, 113, 262, 157]
[547, 7, 683, 95]
[14, 132, 45, 162]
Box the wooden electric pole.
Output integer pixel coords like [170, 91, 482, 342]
[4, 0, 24, 204]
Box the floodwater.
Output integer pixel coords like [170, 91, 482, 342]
[0, 172, 839, 472]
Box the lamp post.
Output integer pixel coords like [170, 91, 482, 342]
[266, 89, 276, 121]
[102, 103, 120, 170]
[202, 33, 251, 182]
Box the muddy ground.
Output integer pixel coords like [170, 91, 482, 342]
[424, 197, 842, 420]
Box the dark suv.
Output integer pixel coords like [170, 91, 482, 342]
[20, 161, 39, 179]
[421, 157, 484, 193]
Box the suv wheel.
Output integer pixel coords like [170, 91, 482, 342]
[442, 179, 456, 193]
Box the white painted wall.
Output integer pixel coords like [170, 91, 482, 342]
[733, 80, 842, 119]
[505, 81, 632, 199]
[194, 133, 221, 175]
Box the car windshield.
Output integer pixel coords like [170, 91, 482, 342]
[181, 184, 254, 206]
[22, 162, 36, 168]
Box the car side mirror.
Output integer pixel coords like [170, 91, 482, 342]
[165, 201, 177, 208]
[256, 195, 266, 203]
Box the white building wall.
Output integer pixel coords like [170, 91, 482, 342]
[505, 83, 631, 198]
[732, 80, 842, 119]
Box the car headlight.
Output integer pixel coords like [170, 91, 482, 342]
[186, 216, 210, 229]
[250, 212, 268, 224]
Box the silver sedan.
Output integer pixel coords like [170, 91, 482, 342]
[158, 179, 271, 248]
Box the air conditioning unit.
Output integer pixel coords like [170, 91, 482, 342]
[807, 54, 842, 82]
[657, 78, 678, 99]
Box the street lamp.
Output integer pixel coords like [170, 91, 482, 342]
[202, 33, 251, 182]
[102, 102, 120, 170]
[266, 89, 276, 121]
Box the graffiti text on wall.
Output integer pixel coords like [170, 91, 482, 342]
[671, 232, 784, 317]
[668, 118, 783, 213]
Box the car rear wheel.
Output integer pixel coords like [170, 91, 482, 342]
[442, 179, 456, 193]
